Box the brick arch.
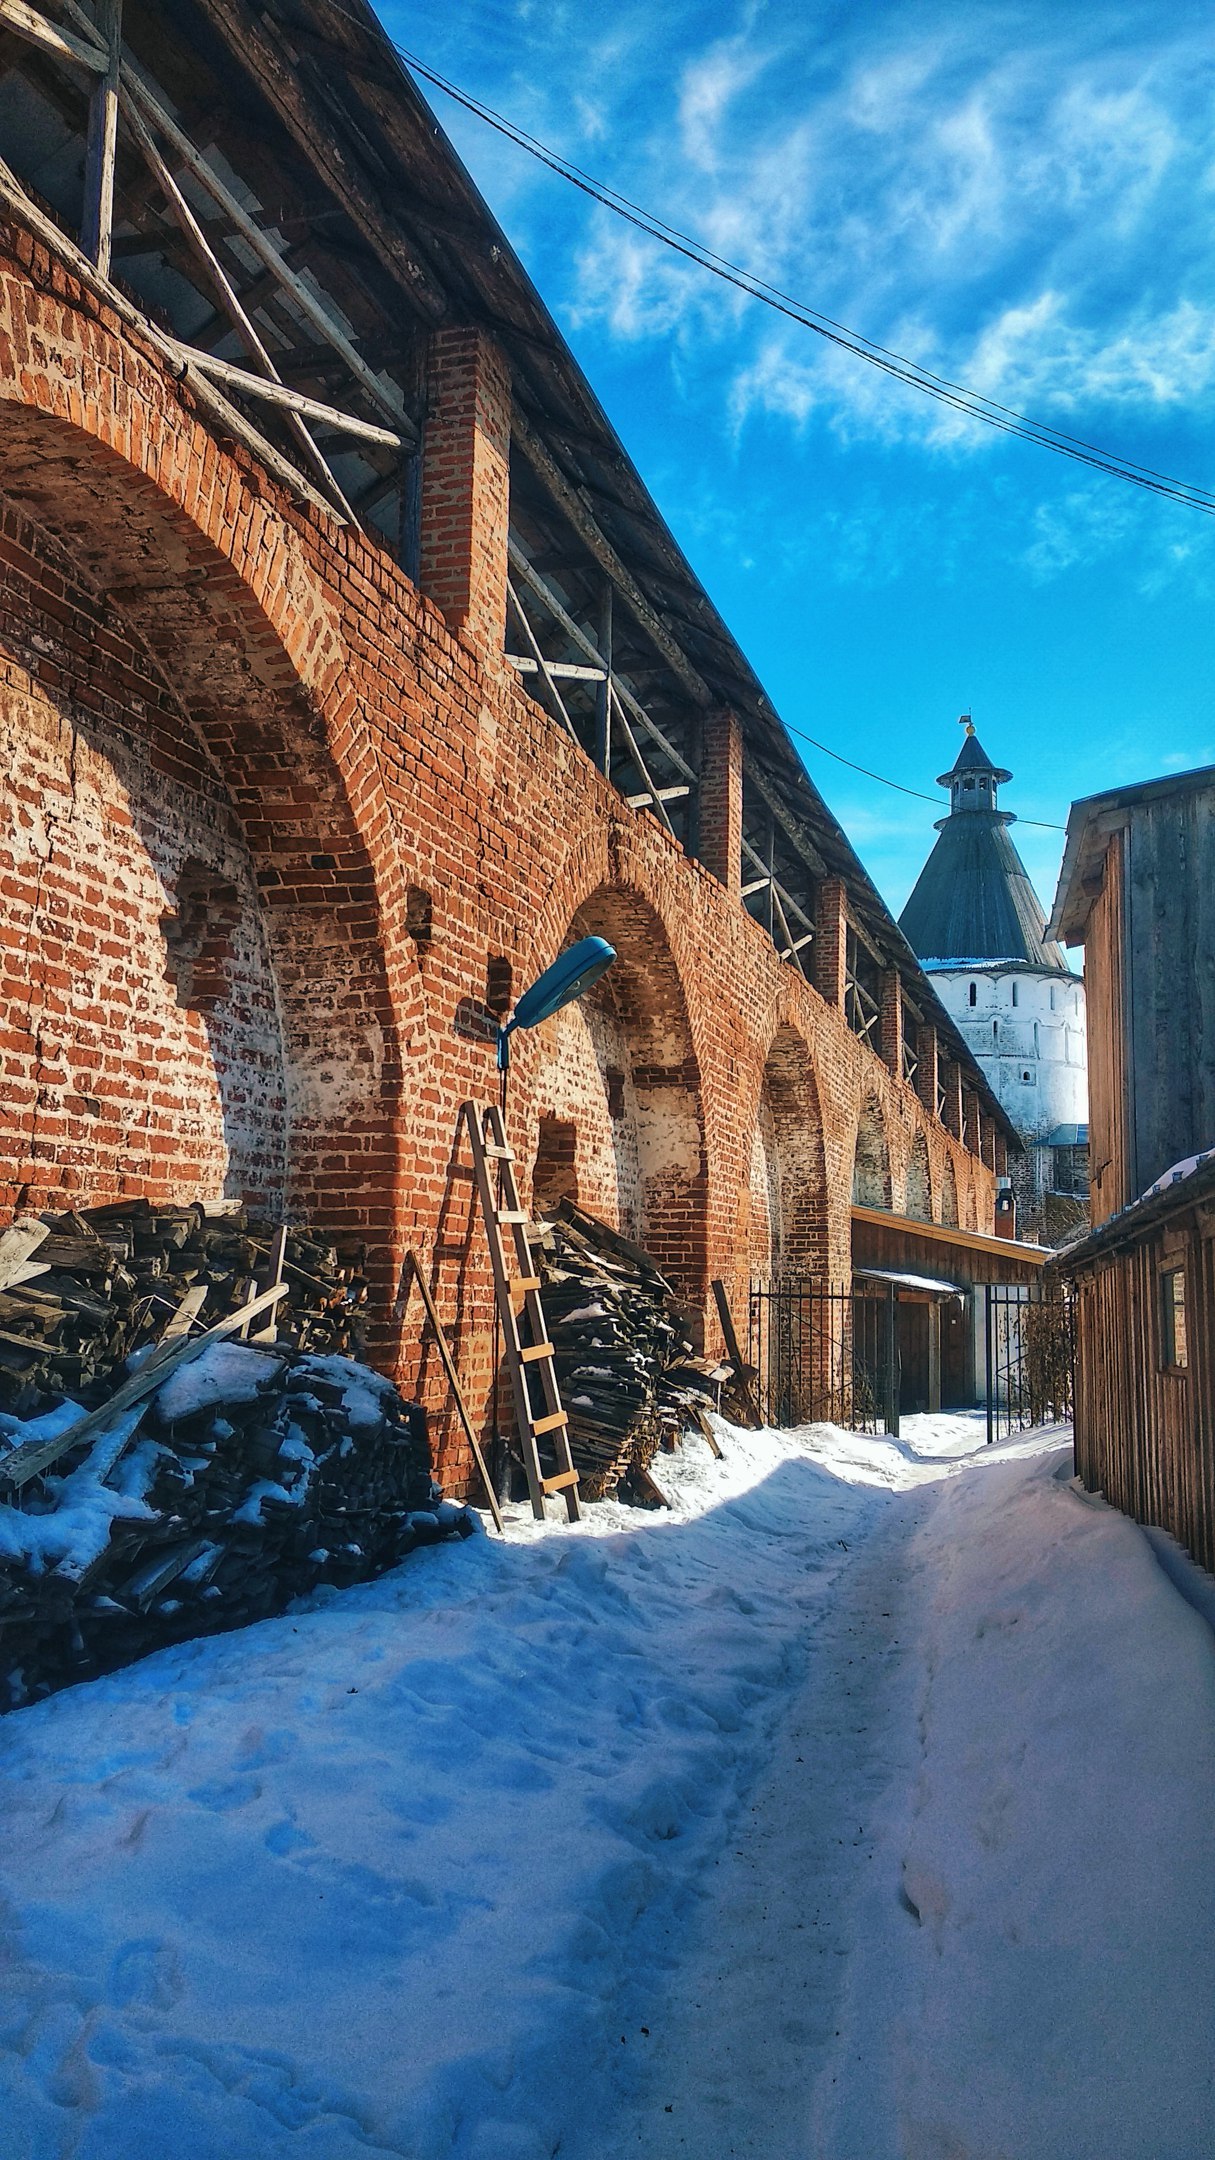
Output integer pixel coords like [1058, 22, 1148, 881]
[749, 1025, 829, 1277]
[852, 1094, 893, 1211]
[0, 292, 426, 1330]
[904, 1129, 933, 1222]
[524, 871, 707, 1304]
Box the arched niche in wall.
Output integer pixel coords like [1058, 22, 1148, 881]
[531, 885, 707, 1303]
[0, 398, 409, 1251]
[941, 1155, 960, 1228]
[905, 1130, 932, 1222]
[851, 1096, 892, 1211]
[749, 1026, 828, 1278]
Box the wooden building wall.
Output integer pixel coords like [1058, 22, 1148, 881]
[1084, 830, 1129, 1224]
[1125, 785, 1215, 1203]
[1070, 1207, 1215, 1574]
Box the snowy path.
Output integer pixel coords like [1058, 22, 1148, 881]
[2, 1418, 1215, 2157]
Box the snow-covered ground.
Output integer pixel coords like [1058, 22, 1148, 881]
[2, 1412, 1214, 2158]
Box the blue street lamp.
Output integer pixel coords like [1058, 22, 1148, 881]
[496, 936, 617, 1073]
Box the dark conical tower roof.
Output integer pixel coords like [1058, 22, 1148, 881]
[899, 720, 1069, 970]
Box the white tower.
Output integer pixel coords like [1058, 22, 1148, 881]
[899, 722, 1088, 1242]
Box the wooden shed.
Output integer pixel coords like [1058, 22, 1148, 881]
[1055, 1157, 1215, 1573]
[1048, 764, 1215, 1224]
[1049, 764, 1215, 1568]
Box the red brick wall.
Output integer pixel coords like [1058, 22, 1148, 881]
[0, 220, 997, 1486]
[0, 501, 286, 1211]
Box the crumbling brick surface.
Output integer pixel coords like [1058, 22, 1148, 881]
[0, 226, 995, 1487]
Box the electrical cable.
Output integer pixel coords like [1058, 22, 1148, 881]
[326, 10, 1075, 828]
[378, 40, 1215, 517]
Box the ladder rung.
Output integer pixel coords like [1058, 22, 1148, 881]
[510, 1276, 541, 1296]
[542, 1468, 580, 1495]
[483, 1144, 515, 1160]
[520, 1342, 555, 1363]
[531, 1409, 568, 1435]
[496, 1208, 529, 1225]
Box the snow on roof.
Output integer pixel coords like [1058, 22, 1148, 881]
[1142, 1149, 1215, 1200]
[854, 1267, 965, 1297]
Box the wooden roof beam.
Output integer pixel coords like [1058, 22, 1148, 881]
[190, 0, 448, 324]
[511, 408, 711, 712]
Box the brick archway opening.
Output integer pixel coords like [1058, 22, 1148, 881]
[941, 1156, 960, 1227]
[852, 1096, 892, 1211]
[906, 1130, 933, 1222]
[0, 404, 409, 1334]
[530, 886, 707, 1305]
[749, 1027, 829, 1277]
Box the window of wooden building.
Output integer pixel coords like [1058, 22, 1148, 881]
[1161, 1267, 1188, 1371]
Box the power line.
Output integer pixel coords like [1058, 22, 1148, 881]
[779, 719, 1066, 829]
[386, 39, 1215, 518]
[331, 12, 1075, 830]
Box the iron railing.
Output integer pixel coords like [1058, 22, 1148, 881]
[983, 1283, 1075, 1444]
[748, 1277, 900, 1434]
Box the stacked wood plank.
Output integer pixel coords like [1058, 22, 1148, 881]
[528, 1202, 729, 1501]
[0, 1199, 368, 1420]
[0, 1203, 476, 1711]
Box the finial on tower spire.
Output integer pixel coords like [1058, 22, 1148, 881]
[960, 712, 975, 736]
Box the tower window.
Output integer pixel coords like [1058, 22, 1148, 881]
[969, 982, 977, 1006]
[1011, 981, 1019, 1008]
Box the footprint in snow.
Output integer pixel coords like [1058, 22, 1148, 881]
[109, 1936, 183, 2011]
[264, 1819, 316, 1857]
[187, 1776, 262, 1812]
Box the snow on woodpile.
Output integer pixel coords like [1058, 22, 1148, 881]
[0, 1204, 478, 1709]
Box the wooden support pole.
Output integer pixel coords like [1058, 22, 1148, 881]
[0, 0, 105, 73]
[80, 0, 121, 278]
[595, 580, 612, 775]
[405, 1253, 505, 1536]
[711, 1278, 763, 1429]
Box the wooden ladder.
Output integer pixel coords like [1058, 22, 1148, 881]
[461, 1100, 581, 1523]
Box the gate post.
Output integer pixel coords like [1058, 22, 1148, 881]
[985, 1285, 994, 1448]
[883, 1282, 900, 1438]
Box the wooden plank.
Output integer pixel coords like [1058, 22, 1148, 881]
[80, 0, 121, 276]
[0, 1217, 50, 1290]
[0, 1279, 289, 1489]
[511, 408, 712, 712]
[541, 1468, 580, 1494]
[692, 1406, 724, 1458]
[405, 1250, 504, 1536]
[531, 1408, 568, 1436]
[505, 577, 577, 740]
[0, 0, 106, 71]
[519, 1341, 554, 1364]
[250, 1223, 288, 1344]
[164, 347, 404, 450]
[632, 1463, 671, 1508]
[160, 1283, 208, 1341]
[0, 147, 337, 518]
[507, 543, 697, 784]
[711, 1277, 763, 1428]
[116, 54, 413, 432]
[506, 657, 607, 683]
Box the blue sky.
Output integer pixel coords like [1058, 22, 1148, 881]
[377, 0, 1215, 920]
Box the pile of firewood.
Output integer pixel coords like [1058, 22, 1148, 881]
[0, 1204, 476, 1710]
[528, 1203, 730, 1502]
[0, 1198, 368, 1420]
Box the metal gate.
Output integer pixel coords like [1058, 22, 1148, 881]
[983, 1282, 1075, 1444]
[748, 1277, 900, 1435]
